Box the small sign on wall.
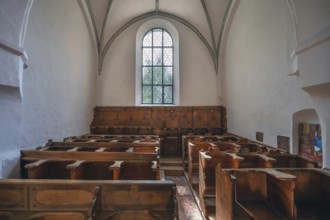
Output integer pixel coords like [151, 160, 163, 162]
[277, 135, 290, 152]
[256, 132, 263, 142]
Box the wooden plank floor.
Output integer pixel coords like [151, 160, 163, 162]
[166, 175, 205, 220]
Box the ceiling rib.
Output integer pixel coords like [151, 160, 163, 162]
[99, 11, 216, 73]
[85, 0, 100, 55]
[98, 0, 114, 72]
[200, 0, 217, 55]
[100, 0, 113, 47]
[156, 0, 159, 13]
[217, 0, 233, 57]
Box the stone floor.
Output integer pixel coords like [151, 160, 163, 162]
[166, 176, 204, 220]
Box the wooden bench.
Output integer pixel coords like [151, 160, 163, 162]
[217, 134, 244, 143]
[61, 134, 162, 157]
[21, 143, 161, 180]
[268, 154, 319, 168]
[276, 168, 330, 219]
[0, 179, 177, 220]
[198, 149, 239, 217]
[216, 166, 297, 220]
[198, 149, 276, 217]
[236, 142, 269, 153]
[181, 134, 205, 170]
[61, 135, 160, 144]
[46, 139, 160, 154]
[187, 140, 240, 187]
[187, 141, 215, 186]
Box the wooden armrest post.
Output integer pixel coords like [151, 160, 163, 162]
[66, 160, 86, 179]
[25, 159, 49, 179]
[151, 161, 160, 180]
[226, 153, 244, 168]
[159, 170, 166, 181]
[258, 155, 277, 168]
[109, 161, 123, 180]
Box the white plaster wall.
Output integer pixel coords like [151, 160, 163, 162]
[97, 18, 221, 106]
[0, 0, 32, 87]
[21, 0, 98, 148]
[222, 0, 315, 148]
[294, 0, 330, 88]
[292, 0, 330, 168]
[0, 0, 33, 178]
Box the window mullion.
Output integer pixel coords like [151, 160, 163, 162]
[151, 30, 154, 104]
[162, 29, 164, 104]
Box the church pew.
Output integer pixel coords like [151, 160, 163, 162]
[23, 159, 160, 181]
[198, 149, 276, 217]
[63, 134, 160, 143]
[217, 135, 243, 143]
[236, 142, 269, 153]
[45, 139, 160, 155]
[22, 158, 160, 181]
[187, 141, 215, 186]
[268, 154, 319, 168]
[215, 166, 297, 220]
[21, 144, 160, 180]
[181, 134, 204, 171]
[187, 140, 240, 186]
[0, 179, 177, 220]
[275, 168, 330, 219]
[181, 134, 239, 171]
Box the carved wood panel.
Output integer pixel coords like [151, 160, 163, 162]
[165, 107, 179, 128]
[151, 107, 165, 128]
[193, 107, 208, 128]
[179, 107, 193, 128]
[207, 106, 222, 128]
[91, 106, 226, 130]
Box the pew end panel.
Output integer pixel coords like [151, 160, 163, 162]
[0, 180, 178, 220]
[101, 181, 178, 220]
[276, 168, 330, 219]
[199, 150, 237, 217]
[187, 141, 214, 185]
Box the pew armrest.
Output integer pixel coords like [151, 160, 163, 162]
[265, 169, 296, 181]
[66, 160, 86, 169]
[109, 161, 123, 169]
[24, 159, 48, 169]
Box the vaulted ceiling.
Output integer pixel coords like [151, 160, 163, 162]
[79, 0, 232, 72]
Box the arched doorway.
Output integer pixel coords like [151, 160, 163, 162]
[293, 109, 322, 166]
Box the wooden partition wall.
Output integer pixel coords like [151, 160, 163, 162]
[90, 106, 227, 157]
[91, 106, 226, 129]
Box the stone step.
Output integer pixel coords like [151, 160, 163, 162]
[160, 165, 184, 176]
[205, 196, 216, 216]
[160, 158, 183, 167]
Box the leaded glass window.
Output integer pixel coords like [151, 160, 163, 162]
[142, 28, 173, 104]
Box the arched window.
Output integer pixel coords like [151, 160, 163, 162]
[142, 28, 174, 104]
[136, 19, 179, 106]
